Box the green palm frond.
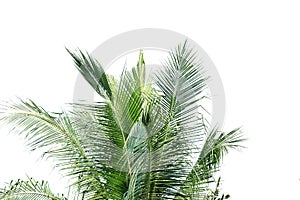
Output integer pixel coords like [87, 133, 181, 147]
[0, 99, 109, 199]
[155, 41, 208, 127]
[135, 41, 207, 199]
[0, 177, 67, 200]
[65, 103, 128, 199]
[66, 48, 112, 99]
[175, 128, 245, 199]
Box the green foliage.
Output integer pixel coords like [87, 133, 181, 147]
[0, 177, 66, 200]
[0, 42, 244, 199]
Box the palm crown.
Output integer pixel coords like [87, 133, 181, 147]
[0, 42, 244, 200]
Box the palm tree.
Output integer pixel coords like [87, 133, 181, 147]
[0, 42, 244, 200]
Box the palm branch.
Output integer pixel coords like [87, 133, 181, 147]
[0, 177, 67, 200]
[0, 42, 244, 199]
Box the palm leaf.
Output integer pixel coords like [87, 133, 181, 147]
[0, 99, 109, 199]
[0, 177, 67, 200]
[135, 41, 207, 198]
[175, 128, 245, 199]
[66, 48, 112, 99]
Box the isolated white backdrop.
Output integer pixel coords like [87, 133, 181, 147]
[1, 1, 300, 199]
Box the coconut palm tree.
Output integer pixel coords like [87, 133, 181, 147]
[0, 42, 244, 200]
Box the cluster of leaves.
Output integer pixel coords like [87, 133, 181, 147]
[0, 177, 67, 200]
[0, 42, 244, 199]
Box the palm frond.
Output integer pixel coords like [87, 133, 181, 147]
[176, 128, 245, 199]
[0, 177, 67, 200]
[66, 48, 112, 99]
[154, 41, 208, 129]
[0, 99, 109, 199]
[134, 41, 208, 199]
[65, 103, 128, 199]
[199, 128, 245, 168]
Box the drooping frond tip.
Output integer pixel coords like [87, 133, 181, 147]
[65, 47, 112, 99]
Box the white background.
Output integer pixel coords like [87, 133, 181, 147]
[0, 1, 300, 199]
